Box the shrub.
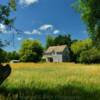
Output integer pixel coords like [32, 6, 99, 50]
[71, 39, 92, 62]
[19, 40, 43, 62]
[6, 51, 20, 61]
[79, 48, 100, 64]
[0, 49, 7, 63]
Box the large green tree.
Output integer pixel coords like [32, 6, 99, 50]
[54, 34, 72, 47]
[71, 38, 92, 62]
[0, 0, 16, 46]
[74, 0, 100, 46]
[46, 34, 72, 48]
[19, 40, 43, 62]
[46, 35, 54, 49]
[6, 51, 20, 61]
[0, 0, 16, 28]
[0, 49, 7, 63]
[0, 0, 16, 64]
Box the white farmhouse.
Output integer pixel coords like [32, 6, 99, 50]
[43, 45, 70, 62]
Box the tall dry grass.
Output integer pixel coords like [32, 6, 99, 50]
[0, 63, 100, 100]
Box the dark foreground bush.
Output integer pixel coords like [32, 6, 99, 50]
[79, 48, 100, 64]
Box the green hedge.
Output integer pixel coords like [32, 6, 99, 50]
[79, 48, 100, 64]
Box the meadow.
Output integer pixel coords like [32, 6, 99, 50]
[0, 63, 100, 100]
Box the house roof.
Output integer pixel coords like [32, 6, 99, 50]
[45, 45, 67, 53]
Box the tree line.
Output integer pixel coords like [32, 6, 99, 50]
[0, 34, 100, 64]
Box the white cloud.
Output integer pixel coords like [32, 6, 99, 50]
[24, 29, 41, 35]
[19, 0, 39, 6]
[28, 38, 33, 40]
[17, 37, 22, 41]
[0, 24, 17, 34]
[39, 24, 53, 31]
[23, 24, 61, 36]
[0, 24, 6, 33]
[53, 30, 60, 34]
[24, 31, 32, 34]
[32, 29, 41, 34]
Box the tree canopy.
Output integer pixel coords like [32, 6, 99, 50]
[71, 38, 92, 62]
[74, 0, 100, 45]
[19, 40, 43, 62]
[46, 34, 72, 48]
[0, 0, 16, 26]
[0, 0, 16, 48]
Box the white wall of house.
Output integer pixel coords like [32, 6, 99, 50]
[53, 54, 62, 62]
[45, 53, 63, 62]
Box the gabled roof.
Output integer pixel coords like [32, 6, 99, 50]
[45, 45, 67, 53]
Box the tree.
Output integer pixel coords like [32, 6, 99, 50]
[6, 51, 20, 61]
[0, 0, 16, 28]
[71, 39, 92, 62]
[0, 49, 7, 63]
[73, 0, 100, 46]
[0, 0, 16, 64]
[54, 34, 72, 47]
[0, 0, 16, 85]
[0, 0, 16, 43]
[19, 40, 43, 62]
[79, 48, 100, 64]
[46, 35, 54, 49]
[46, 34, 72, 48]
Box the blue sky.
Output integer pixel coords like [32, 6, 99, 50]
[0, 0, 88, 51]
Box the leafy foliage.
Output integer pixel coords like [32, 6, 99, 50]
[54, 34, 72, 47]
[19, 40, 43, 62]
[6, 51, 20, 61]
[0, 49, 7, 63]
[73, 0, 100, 46]
[79, 48, 100, 64]
[46, 34, 72, 48]
[46, 35, 55, 49]
[0, 0, 16, 49]
[71, 39, 92, 62]
[0, 0, 16, 26]
[9, 0, 16, 11]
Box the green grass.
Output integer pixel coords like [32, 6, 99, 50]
[0, 63, 100, 100]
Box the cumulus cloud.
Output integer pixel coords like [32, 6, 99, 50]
[53, 30, 60, 34]
[0, 24, 17, 34]
[24, 31, 32, 34]
[23, 24, 61, 36]
[19, 0, 39, 6]
[0, 24, 6, 33]
[28, 38, 33, 40]
[32, 29, 41, 34]
[24, 29, 41, 35]
[17, 37, 22, 41]
[39, 24, 53, 31]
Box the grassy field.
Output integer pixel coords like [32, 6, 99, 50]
[0, 63, 100, 100]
